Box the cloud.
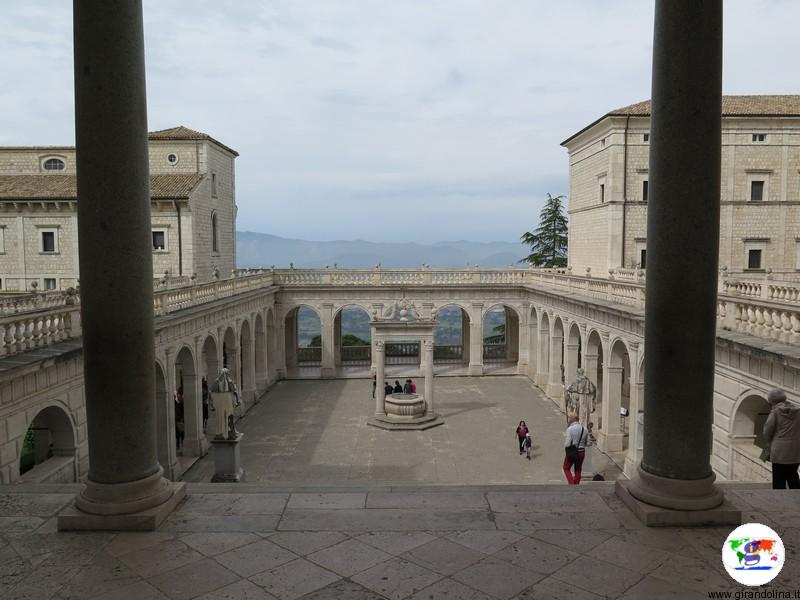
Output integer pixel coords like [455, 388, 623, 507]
[1, 1, 798, 242]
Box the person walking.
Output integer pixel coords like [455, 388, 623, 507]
[563, 414, 590, 484]
[524, 432, 533, 460]
[515, 420, 528, 455]
[372, 374, 377, 399]
[763, 388, 800, 489]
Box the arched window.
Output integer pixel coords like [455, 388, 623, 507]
[43, 158, 65, 171]
[211, 211, 219, 253]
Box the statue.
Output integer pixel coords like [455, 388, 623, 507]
[212, 367, 240, 407]
[227, 414, 239, 440]
[564, 368, 597, 427]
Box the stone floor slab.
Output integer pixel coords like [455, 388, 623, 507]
[526, 529, 613, 554]
[286, 492, 366, 509]
[494, 511, 622, 531]
[147, 557, 239, 600]
[0, 493, 74, 517]
[214, 539, 298, 578]
[248, 557, 341, 600]
[354, 531, 438, 555]
[351, 557, 443, 600]
[177, 494, 288, 515]
[618, 575, 709, 599]
[402, 537, 486, 575]
[57, 552, 141, 599]
[180, 532, 262, 557]
[513, 576, 605, 600]
[452, 556, 546, 599]
[164, 515, 280, 533]
[444, 530, 526, 555]
[367, 491, 487, 509]
[296, 579, 385, 599]
[306, 538, 393, 577]
[493, 536, 580, 575]
[278, 508, 496, 531]
[408, 578, 494, 600]
[195, 579, 278, 600]
[117, 539, 203, 579]
[487, 491, 612, 513]
[267, 531, 349, 555]
[83, 580, 168, 600]
[550, 555, 643, 598]
[104, 532, 177, 558]
[586, 535, 672, 574]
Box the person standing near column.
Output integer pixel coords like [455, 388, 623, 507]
[763, 389, 800, 489]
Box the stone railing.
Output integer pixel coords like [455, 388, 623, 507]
[0, 289, 80, 316]
[717, 295, 800, 345]
[0, 305, 81, 358]
[152, 270, 275, 316]
[720, 277, 800, 305]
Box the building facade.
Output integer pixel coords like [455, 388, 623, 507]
[562, 96, 800, 278]
[0, 126, 238, 291]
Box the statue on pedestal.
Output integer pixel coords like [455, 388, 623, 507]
[564, 368, 597, 427]
[212, 367, 240, 407]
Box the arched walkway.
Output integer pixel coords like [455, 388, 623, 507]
[584, 330, 604, 428]
[528, 306, 538, 379]
[285, 305, 322, 373]
[547, 316, 565, 397]
[240, 319, 255, 405]
[597, 338, 629, 452]
[434, 304, 471, 371]
[730, 393, 771, 481]
[255, 313, 267, 393]
[536, 312, 551, 386]
[222, 326, 238, 388]
[266, 308, 277, 382]
[483, 304, 520, 374]
[335, 305, 371, 369]
[564, 321, 582, 384]
[19, 404, 77, 483]
[175, 345, 205, 459]
[154, 361, 178, 480]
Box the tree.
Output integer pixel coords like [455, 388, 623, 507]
[520, 193, 568, 267]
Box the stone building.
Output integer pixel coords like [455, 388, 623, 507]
[0, 126, 238, 291]
[562, 95, 800, 278]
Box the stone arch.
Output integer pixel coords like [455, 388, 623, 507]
[284, 304, 322, 367]
[434, 303, 471, 366]
[175, 344, 204, 457]
[562, 320, 582, 392]
[154, 360, 177, 480]
[550, 315, 566, 390]
[254, 313, 267, 393]
[482, 303, 520, 366]
[730, 391, 771, 482]
[19, 402, 77, 483]
[585, 329, 604, 425]
[222, 326, 238, 386]
[240, 318, 255, 404]
[605, 338, 631, 451]
[266, 307, 277, 381]
[334, 304, 372, 366]
[202, 334, 220, 385]
[537, 311, 551, 386]
[528, 306, 539, 378]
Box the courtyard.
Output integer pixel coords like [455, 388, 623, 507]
[183, 377, 623, 485]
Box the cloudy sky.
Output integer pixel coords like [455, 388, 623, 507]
[1, 1, 798, 243]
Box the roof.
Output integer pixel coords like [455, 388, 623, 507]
[562, 95, 800, 146]
[148, 126, 239, 156]
[0, 126, 239, 156]
[0, 174, 204, 201]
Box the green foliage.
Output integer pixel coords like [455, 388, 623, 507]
[308, 334, 322, 347]
[20, 428, 35, 474]
[342, 334, 369, 347]
[520, 193, 568, 267]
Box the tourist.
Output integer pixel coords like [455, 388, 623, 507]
[763, 388, 800, 489]
[524, 432, 533, 460]
[201, 377, 209, 433]
[372, 374, 376, 399]
[403, 379, 412, 394]
[384, 381, 393, 397]
[410, 379, 417, 393]
[175, 387, 185, 451]
[515, 420, 528, 455]
[393, 380, 403, 393]
[563, 414, 589, 485]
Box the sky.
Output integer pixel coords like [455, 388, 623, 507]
[1, 1, 799, 243]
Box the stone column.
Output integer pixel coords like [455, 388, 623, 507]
[624, 343, 642, 477]
[468, 303, 483, 376]
[461, 310, 471, 366]
[63, 0, 183, 528]
[516, 306, 529, 373]
[320, 303, 335, 379]
[599, 364, 624, 452]
[374, 341, 385, 416]
[547, 333, 563, 397]
[423, 339, 435, 415]
[536, 327, 549, 386]
[527, 313, 538, 379]
[627, 0, 725, 511]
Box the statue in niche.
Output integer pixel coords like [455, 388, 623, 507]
[564, 368, 597, 427]
[212, 366, 240, 407]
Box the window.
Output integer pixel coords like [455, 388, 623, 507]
[599, 183, 605, 203]
[40, 230, 57, 253]
[748, 249, 762, 270]
[600, 138, 606, 148]
[639, 249, 647, 269]
[211, 173, 218, 197]
[752, 133, 767, 143]
[167, 153, 178, 166]
[211, 212, 219, 253]
[0, 226, 5, 253]
[642, 180, 649, 203]
[44, 278, 56, 290]
[643, 133, 649, 142]
[152, 230, 167, 251]
[43, 158, 65, 171]
[750, 180, 764, 202]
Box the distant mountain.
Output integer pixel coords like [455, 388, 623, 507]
[236, 231, 529, 269]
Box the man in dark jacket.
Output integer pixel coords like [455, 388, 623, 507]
[763, 388, 800, 489]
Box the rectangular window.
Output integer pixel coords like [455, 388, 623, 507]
[639, 249, 647, 269]
[44, 278, 56, 290]
[643, 133, 649, 142]
[599, 183, 605, 203]
[41, 230, 56, 253]
[752, 133, 767, 142]
[642, 180, 648, 203]
[748, 249, 762, 270]
[152, 230, 166, 251]
[212, 173, 217, 197]
[751, 180, 764, 202]
[0, 227, 5, 253]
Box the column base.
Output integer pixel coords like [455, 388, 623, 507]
[616, 479, 740, 527]
[468, 363, 483, 376]
[321, 367, 336, 379]
[597, 431, 625, 453]
[58, 468, 186, 531]
[622, 463, 731, 512]
[545, 382, 564, 399]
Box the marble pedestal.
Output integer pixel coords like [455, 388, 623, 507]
[211, 434, 245, 483]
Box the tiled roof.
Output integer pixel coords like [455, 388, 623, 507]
[609, 95, 800, 117]
[148, 126, 239, 156]
[562, 95, 800, 146]
[0, 174, 204, 201]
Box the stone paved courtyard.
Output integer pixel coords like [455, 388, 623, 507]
[184, 377, 623, 485]
[1, 483, 799, 599]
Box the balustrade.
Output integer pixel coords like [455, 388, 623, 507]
[297, 346, 322, 364]
[483, 344, 508, 360]
[433, 344, 463, 360]
[717, 295, 800, 345]
[341, 345, 371, 362]
[0, 306, 80, 358]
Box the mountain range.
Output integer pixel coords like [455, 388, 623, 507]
[236, 231, 529, 269]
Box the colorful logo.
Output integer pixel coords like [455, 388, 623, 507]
[721, 522, 784, 586]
